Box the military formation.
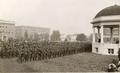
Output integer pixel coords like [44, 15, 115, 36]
[0, 40, 91, 63]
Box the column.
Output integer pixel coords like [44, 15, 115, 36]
[101, 25, 104, 43]
[93, 27, 95, 43]
[97, 26, 101, 43]
[110, 27, 113, 44]
[119, 25, 120, 47]
[97, 26, 100, 35]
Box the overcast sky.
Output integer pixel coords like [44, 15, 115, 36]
[0, 0, 119, 35]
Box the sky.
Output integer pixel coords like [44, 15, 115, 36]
[0, 0, 119, 36]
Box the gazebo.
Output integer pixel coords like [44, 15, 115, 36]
[91, 5, 120, 55]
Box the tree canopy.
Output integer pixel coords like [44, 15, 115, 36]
[76, 33, 87, 41]
[50, 30, 61, 42]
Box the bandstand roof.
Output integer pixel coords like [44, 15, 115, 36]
[95, 5, 120, 18]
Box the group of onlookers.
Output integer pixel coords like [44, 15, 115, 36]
[108, 59, 120, 72]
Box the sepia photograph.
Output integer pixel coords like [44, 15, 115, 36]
[0, 0, 120, 72]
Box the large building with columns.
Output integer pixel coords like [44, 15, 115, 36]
[0, 20, 50, 41]
[91, 5, 120, 55]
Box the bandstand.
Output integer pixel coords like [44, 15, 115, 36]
[91, 5, 120, 55]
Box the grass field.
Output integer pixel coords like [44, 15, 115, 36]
[0, 53, 117, 72]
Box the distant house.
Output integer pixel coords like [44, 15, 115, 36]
[60, 34, 67, 41]
[61, 34, 77, 42]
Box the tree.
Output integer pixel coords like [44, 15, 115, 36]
[50, 30, 61, 42]
[64, 38, 68, 42]
[88, 34, 93, 42]
[64, 35, 71, 42]
[76, 33, 87, 41]
[24, 30, 28, 40]
[34, 33, 39, 41]
[30, 34, 34, 40]
[44, 33, 49, 41]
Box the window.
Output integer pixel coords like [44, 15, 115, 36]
[108, 49, 111, 54]
[103, 28, 111, 36]
[111, 49, 114, 54]
[108, 49, 114, 54]
[113, 27, 119, 35]
[96, 48, 98, 52]
[113, 38, 119, 44]
[103, 37, 110, 43]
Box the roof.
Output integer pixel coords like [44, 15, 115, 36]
[0, 20, 15, 24]
[95, 5, 120, 18]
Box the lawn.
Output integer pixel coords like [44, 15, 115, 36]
[0, 53, 117, 72]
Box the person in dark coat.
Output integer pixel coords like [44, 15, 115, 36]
[108, 63, 117, 72]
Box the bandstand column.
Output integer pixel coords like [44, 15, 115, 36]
[97, 26, 100, 39]
[101, 25, 104, 43]
[119, 25, 120, 47]
[93, 27, 95, 43]
[110, 27, 113, 43]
